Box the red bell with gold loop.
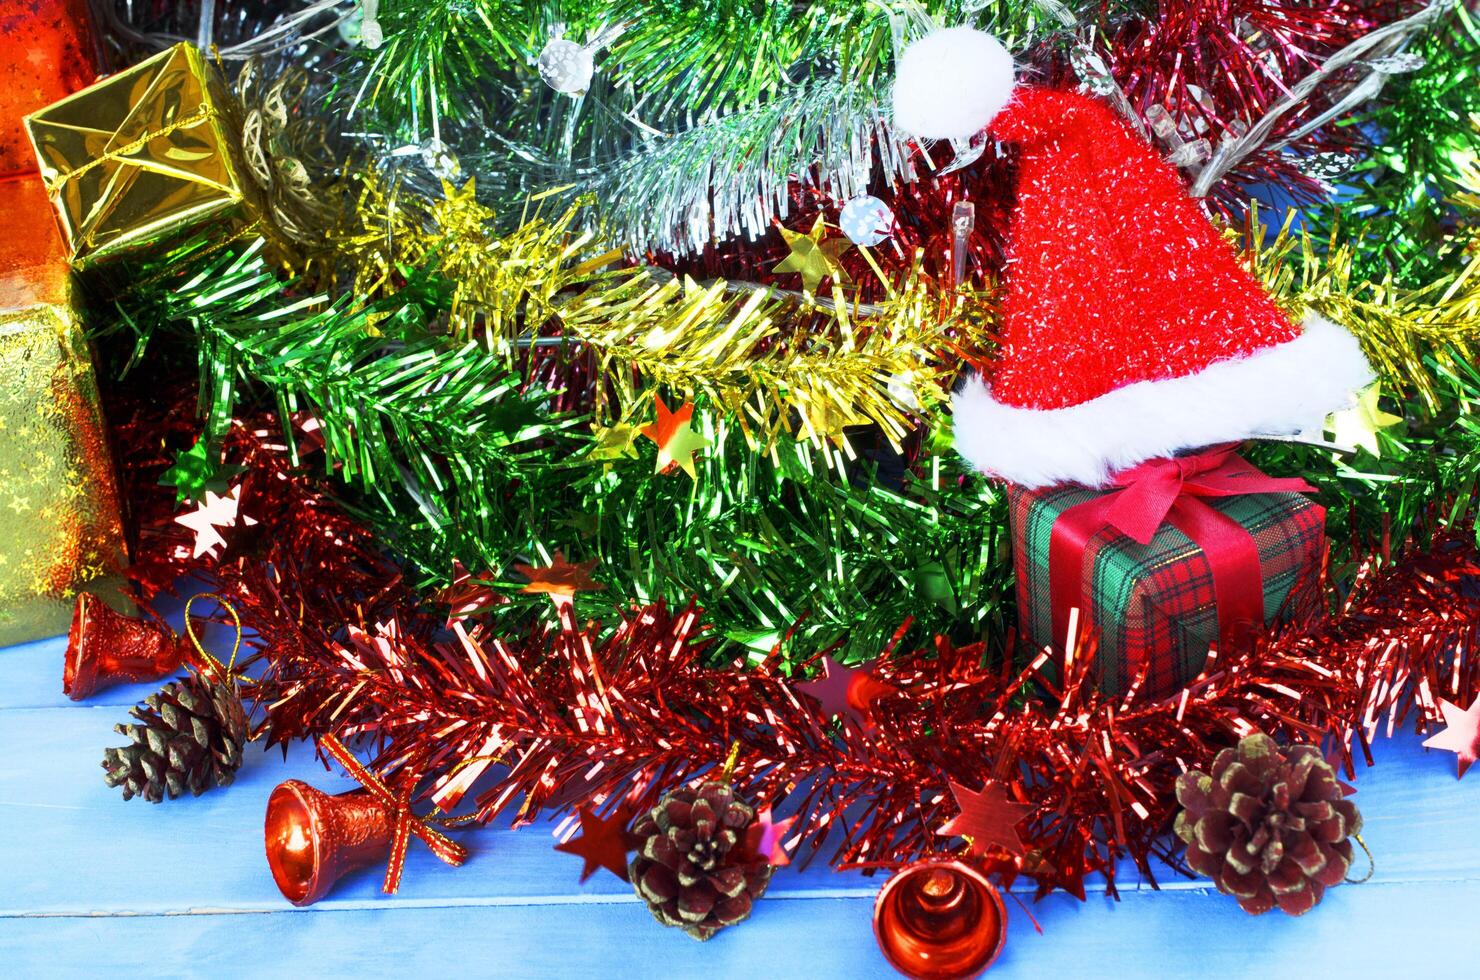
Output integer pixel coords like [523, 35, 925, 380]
[63, 593, 190, 700]
[873, 859, 1008, 979]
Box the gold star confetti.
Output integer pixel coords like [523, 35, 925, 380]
[430, 176, 494, 241]
[513, 552, 604, 607]
[1328, 383, 1403, 457]
[772, 215, 851, 293]
[639, 396, 709, 479]
[589, 421, 641, 462]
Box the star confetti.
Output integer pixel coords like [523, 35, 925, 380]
[1422, 694, 1480, 779]
[174, 485, 255, 559]
[639, 396, 708, 479]
[554, 805, 634, 882]
[589, 420, 641, 462]
[937, 779, 1034, 858]
[435, 561, 506, 622]
[158, 441, 244, 504]
[772, 215, 851, 293]
[292, 412, 328, 458]
[431, 176, 495, 240]
[794, 655, 896, 728]
[513, 552, 604, 607]
[1327, 383, 1402, 457]
[745, 806, 799, 867]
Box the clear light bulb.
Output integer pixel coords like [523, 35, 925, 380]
[538, 38, 595, 95]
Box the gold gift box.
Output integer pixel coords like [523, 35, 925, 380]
[0, 176, 127, 646]
[23, 43, 245, 267]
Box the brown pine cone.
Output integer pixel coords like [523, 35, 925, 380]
[101, 671, 248, 803]
[1174, 733, 1362, 915]
[628, 781, 774, 940]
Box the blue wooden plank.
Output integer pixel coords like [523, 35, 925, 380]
[2, 879, 1477, 979]
[3, 634, 1479, 978]
[0, 700, 883, 915]
[1, 693, 1472, 914]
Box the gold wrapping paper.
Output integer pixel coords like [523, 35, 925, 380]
[22, 42, 245, 267]
[0, 176, 126, 646]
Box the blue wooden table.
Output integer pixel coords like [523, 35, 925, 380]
[1, 628, 1475, 978]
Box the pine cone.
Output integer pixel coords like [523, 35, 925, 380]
[101, 672, 247, 803]
[1174, 733, 1362, 915]
[628, 781, 774, 940]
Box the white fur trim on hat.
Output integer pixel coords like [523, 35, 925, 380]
[891, 27, 1016, 141]
[952, 314, 1375, 488]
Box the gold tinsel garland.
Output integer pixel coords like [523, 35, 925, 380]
[1245, 172, 1480, 416]
[345, 174, 968, 450]
[324, 146, 1480, 455]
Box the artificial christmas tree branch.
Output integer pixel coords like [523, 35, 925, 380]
[597, 78, 913, 255]
[1303, 5, 1480, 286]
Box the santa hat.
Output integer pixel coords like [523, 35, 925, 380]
[892, 28, 1373, 489]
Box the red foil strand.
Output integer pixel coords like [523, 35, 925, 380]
[109, 376, 1480, 899]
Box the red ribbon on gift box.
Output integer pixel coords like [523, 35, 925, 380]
[1047, 444, 1318, 660]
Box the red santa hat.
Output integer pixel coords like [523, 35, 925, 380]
[892, 28, 1373, 489]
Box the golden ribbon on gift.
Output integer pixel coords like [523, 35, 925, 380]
[318, 733, 468, 893]
[42, 103, 215, 192]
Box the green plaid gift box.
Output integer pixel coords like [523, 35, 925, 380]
[1009, 482, 1324, 699]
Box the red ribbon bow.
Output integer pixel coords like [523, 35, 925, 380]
[1048, 445, 1317, 659]
[320, 734, 468, 894]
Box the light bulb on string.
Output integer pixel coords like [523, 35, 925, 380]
[839, 196, 896, 247]
[338, 0, 383, 49]
[535, 22, 629, 97]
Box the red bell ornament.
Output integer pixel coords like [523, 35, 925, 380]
[63, 593, 190, 700]
[265, 780, 397, 906]
[873, 859, 1008, 979]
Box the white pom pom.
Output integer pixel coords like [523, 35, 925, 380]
[891, 27, 1015, 141]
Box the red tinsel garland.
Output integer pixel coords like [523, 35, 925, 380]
[243, 537, 1480, 899]
[110, 382, 1480, 899]
[107, 408, 1480, 905]
[1103, 0, 1416, 210]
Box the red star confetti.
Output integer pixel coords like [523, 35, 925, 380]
[794, 655, 896, 727]
[435, 561, 506, 622]
[174, 485, 255, 558]
[554, 805, 634, 882]
[292, 411, 328, 457]
[937, 779, 1034, 858]
[1422, 694, 1480, 779]
[639, 396, 709, 479]
[513, 552, 604, 607]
